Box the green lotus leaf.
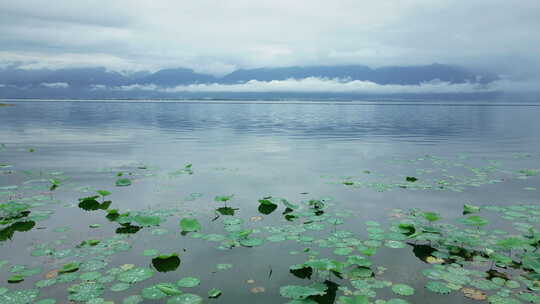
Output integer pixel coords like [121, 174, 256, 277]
[143, 249, 159, 256]
[7, 274, 24, 283]
[425, 281, 452, 294]
[391, 284, 415, 296]
[460, 215, 489, 227]
[67, 282, 105, 302]
[463, 204, 481, 215]
[337, 295, 369, 304]
[180, 218, 201, 232]
[157, 283, 183, 295]
[496, 237, 530, 250]
[79, 272, 102, 281]
[166, 293, 203, 304]
[240, 237, 264, 247]
[110, 283, 131, 292]
[216, 207, 235, 216]
[134, 215, 161, 226]
[117, 267, 154, 283]
[58, 262, 80, 274]
[0, 289, 39, 304]
[334, 247, 353, 256]
[208, 288, 222, 298]
[115, 178, 132, 187]
[214, 195, 233, 202]
[152, 254, 180, 272]
[177, 277, 200, 288]
[280, 282, 328, 299]
[141, 285, 167, 300]
[96, 190, 111, 197]
[421, 212, 441, 222]
[122, 295, 143, 304]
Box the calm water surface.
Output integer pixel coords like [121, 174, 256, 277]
[1, 100, 539, 304]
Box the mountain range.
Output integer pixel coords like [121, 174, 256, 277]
[0, 63, 500, 99]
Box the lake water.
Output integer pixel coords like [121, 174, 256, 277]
[1, 100, 540, 304]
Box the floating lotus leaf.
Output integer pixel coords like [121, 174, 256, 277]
[216, 207, 236, 216]
[421, 212, 441, 222]
[134, 215, 161, 226]
[115, 178, 132, 186]
[180, 218, 201, 232]
[166, 293, 203, 304]
[96, 190, 111, 197]
[290, 264, 313, 279]
[110, 283, 131, 292]
[214, 195, 233, 203]
[80, 260, 108, 272]
[152, 254, 180, 272]
[496, 237, 530, 250]
[208, 288, 222, 298]
[258, 203, 278, 215]
[240, 237, 264, 247]
[460, 216, 489, 227]
[347, 267, 373, 279]
[7, 274, 24, 283]
[117, 267, 154, 283]
[35, 279, 57, 288]
[141, 285, 167, 300]
[337, 295, 369, 304]
[79, 272, 102, 281]
[280, 283, 327, 299]
[425, 281, 452, 294]
[157, 283, 183, 295]
[334, 247, 353, 256]
[392, 284, 415, 296]
[58, 262, 79, 274]
[177, 277, 200, 288]
[138, 248, 158, 257]
[463, 204, 481, 215]
[0, 288, 39, 304]
[122, 295, 143, 304]
[67, 282, 105, 302]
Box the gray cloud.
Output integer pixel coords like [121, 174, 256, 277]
[0, 1, 539, 79]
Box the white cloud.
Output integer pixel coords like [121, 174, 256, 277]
[40, 82, 69, 88]
[107, 77, 539, 94]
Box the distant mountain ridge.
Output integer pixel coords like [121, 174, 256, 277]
[0, 63, 497, 88]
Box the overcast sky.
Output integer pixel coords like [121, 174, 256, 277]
[1, 0, 539, 79]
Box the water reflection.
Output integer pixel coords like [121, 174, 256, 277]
[1, 101, 539, 148]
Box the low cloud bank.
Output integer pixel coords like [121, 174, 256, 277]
[104, 77, 538, 94]
[40, 82, 70, 88]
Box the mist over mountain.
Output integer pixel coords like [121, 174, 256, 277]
[0, 63, 512, 100]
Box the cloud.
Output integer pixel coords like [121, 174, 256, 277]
[0, 1, 539, 78]
[40, 82, 69, 88]
[104, 77, 539, 94]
